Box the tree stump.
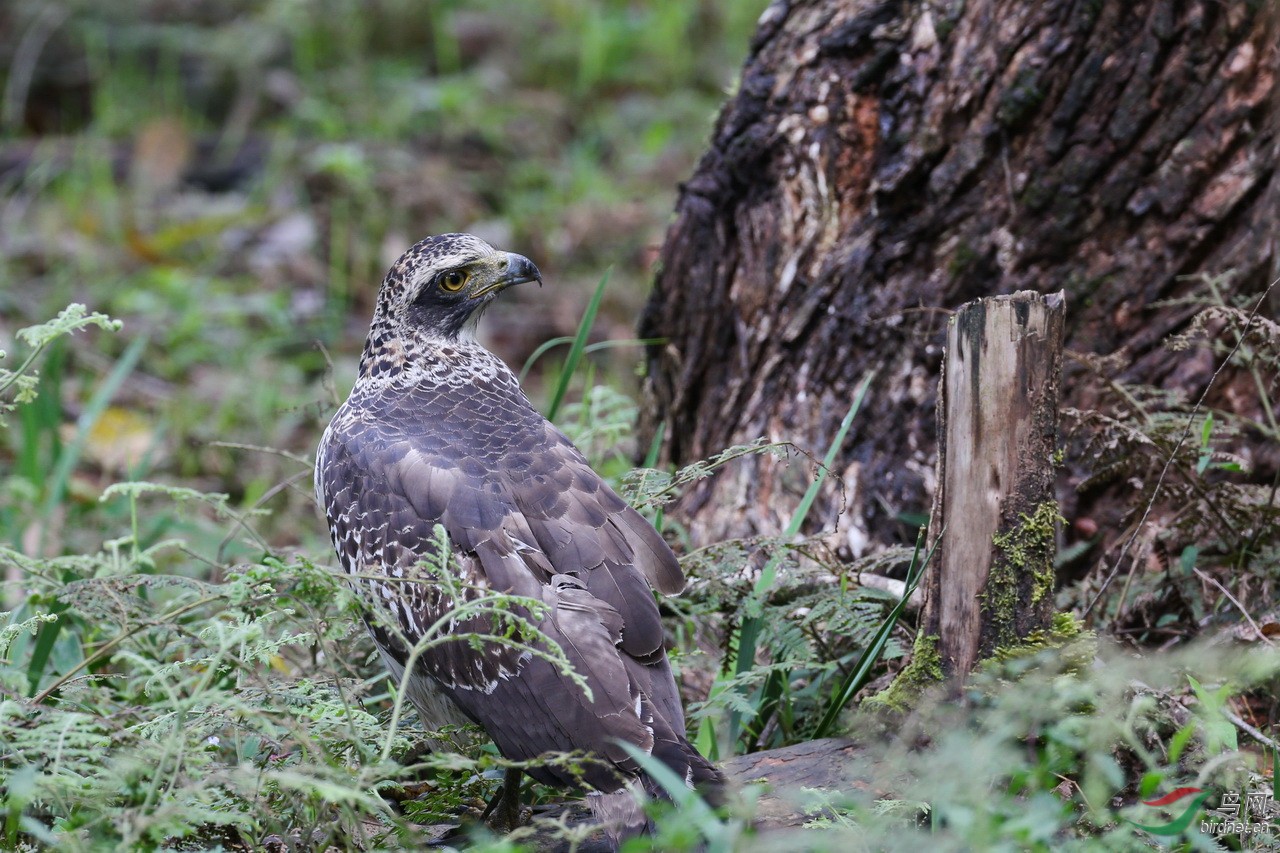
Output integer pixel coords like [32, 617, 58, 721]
[921, 291, 1066, 678]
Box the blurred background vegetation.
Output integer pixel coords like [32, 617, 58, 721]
[2, 1, 1278, 851]
[0, 0, 769, 552]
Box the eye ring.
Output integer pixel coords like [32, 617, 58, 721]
[439, 270, 469, 292]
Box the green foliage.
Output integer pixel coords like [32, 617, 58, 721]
[545, 269, 610, 422]
[721, 374, 879, 751]
[618, 742, 749, 853]
[623, 440, 788, 510]
[0, 305, 120, 426]
[812, 528, 934, 737]
[3, 541, 422, 849]
[0, 451, 585, 850]
[678, 530, 920, 757]
[0, 298, 615, 848]
[851, 644, 1280, 850]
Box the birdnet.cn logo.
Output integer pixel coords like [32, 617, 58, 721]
[1129, 785, 1278, 841]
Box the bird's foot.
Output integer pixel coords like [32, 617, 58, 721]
[480, 767, 525, 832]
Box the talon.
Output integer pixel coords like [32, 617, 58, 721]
[480, 767, 524, 831]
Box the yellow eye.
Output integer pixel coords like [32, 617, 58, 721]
[439, 270, 469, 292]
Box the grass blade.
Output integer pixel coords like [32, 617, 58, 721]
[545, 269, 609, 422]
[520, 336, 664, 382]
[17, 342, 66, 483]
[37, 334, 148, 553]
[751, 371, 875, 598]
[616, 741, 730, 853]
[25, 600, 70, 696]
[519, 336, 574, 382]
[640, 421, 667, 529]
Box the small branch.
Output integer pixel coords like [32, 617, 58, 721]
[208, 441, 313, 468]
[216, 469, 312, 562]
[1222, 708, 1279, 750]
[1191, 567, 1275, 647]
[855, 572, 922, 608]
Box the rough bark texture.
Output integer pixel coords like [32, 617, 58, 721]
[921, 291, 1065, 677]
[639, 0, 1279, 553]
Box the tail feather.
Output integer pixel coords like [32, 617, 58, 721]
[590, 734, 726, 848]
[588, 784, 650, 847]
[646, 733, 726, 807]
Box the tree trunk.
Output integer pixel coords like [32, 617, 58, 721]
[639, 0, 1280, 555]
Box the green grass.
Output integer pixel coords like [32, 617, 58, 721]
[725, 372, 876, 749]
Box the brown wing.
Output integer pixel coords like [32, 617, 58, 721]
[317, 371, 718, 793]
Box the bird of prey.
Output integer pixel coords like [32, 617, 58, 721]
[315, 233, 723, 839]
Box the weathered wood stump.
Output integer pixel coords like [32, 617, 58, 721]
[920, 291, 1066, 677]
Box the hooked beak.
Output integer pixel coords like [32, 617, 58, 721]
[470, 252, 542, 299]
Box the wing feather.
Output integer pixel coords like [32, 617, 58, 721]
[608, 507, 687, 595]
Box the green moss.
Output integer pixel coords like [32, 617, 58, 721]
[865, 505, 1084, 713]
[981, 500, 1062, 652]
[987, 611, 1096, 672]
[1050, 611, 1081, 637]
[993, 501, 1061, 594]
[863, 632, 943, 715]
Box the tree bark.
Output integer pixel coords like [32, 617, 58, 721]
[639, 0, 1280, 554]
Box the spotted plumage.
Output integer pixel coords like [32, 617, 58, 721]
[315, 234, 722, 836]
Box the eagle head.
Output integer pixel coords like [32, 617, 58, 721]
[372, 233, 542, 341]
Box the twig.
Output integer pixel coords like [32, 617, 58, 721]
[315, 340, 342, 408]
[1191, 566, 1275, 647]
[855, 572, 922, 608]
[208, 441, 313, 468]
[1222, 708, 1279, 750]
[216, 469, 311, 562]
[31, 595, 219, 704]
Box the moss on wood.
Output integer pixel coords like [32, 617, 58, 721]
[981, 500, 1062, 651]
[987, 611, 1096, 672]
[863, 632, 943, 715]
